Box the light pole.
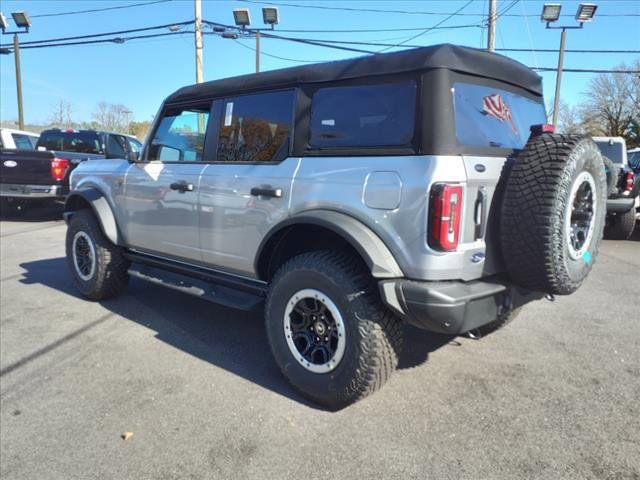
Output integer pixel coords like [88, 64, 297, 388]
[541, 3, 598, 127]
[0, 11, 31, 130]
[194, 0, 203, 84]
[232, 7, 279, 73]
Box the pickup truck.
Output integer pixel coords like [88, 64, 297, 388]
[0, 127, 39, 150]
[1, 129, 140, 210]
[594, 137, 640, 239]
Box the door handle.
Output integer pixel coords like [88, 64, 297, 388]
[474, 187, 487, 240]
[170, 181, 194, 193]
[250, 186, 283, 198]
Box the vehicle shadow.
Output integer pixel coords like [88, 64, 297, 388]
[0, 201, 63, 222]
[17, 257, 452, 409]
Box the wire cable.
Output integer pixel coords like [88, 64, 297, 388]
[376, 0, 475, 53]
[31, 0, 172, 18]
[0, 21, 194, 47]
[235, 0, 640, 17]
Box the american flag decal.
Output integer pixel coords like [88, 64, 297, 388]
[482, 93, 518, 135]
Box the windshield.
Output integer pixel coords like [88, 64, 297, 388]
[595, 141, 625, 164]
[37, 131, 103, 154]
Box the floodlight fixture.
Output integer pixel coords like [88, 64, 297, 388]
[233, 8, 251, 27]
[0, 12, 8, 31]
[262, 7, 279, 26]
[541, 4, 562, 23]
[576, 3, 597, 22]
[11, 11, 31, 29]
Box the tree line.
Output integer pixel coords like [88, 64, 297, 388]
[557, 59, 640, 148]
[47, 100, 152, 141]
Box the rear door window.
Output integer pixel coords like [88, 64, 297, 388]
[147, 105, 210, 162]
[106, 134, 129, 158]
[309, 81, 416, 148]
[217, 90, 294, 163]
[453, 82, 546, 149]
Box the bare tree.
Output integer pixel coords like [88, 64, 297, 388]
[92, 102, 131, 132]
[49, 100, 73, 128]
[557, 101, 585, 135]
[578, 60, 639, 144]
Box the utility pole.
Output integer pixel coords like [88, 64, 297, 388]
[13, 34, 24, 130]
[194, 0, 203, 84]
[255, 30, 260, 73]
[552, 28, 567, 127]
[487, 0, 497, 52]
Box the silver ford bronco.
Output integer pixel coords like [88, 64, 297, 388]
[64, 44, 607, 408]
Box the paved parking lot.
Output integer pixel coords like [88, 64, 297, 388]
[1, 204, 639, 480]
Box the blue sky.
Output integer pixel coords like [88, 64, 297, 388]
[1, 0, 638, 125]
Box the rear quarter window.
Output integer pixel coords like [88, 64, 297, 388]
[309, 81, 416, 149]
[453, 82, 546, 149]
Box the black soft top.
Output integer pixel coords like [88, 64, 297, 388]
[166, 43, 542, 104]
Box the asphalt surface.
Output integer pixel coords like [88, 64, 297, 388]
[1, 203, 639, 480]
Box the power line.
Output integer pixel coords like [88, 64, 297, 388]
[376, 0, 475, 53]
[13, 31, 193, 50]
[0, 21, 194, 47]
[271, 24, 482, 33]
[31, 0, 172, 18]
[231, 38, 327, 63]
[532, 67, 640, 74]
[235, 0, 640, 17]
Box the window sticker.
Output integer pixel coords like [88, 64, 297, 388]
[224, 102, 234, 126]
[482, 93, 518, 135]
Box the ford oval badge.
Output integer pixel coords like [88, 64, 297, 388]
[474, 164, 486, 173]
[470, 252, 486, 263]
[3, 160, 18, 168]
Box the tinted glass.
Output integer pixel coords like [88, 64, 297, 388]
[310, 82, 416, 148]
[148, 106, 210, 162]
[128, 138, 142, 153]
[37, 131, 103, 154]
[11, 133, 38, 150]
[628, 151, 639, 169]
[217, 90, 294, 163]
[595, 141, 625, 164]
[453, 82, 546, 149]
[106, 135, 128, 158]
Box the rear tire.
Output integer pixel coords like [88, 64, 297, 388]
[604, 208, 636, 240]
[265, 251, 402, 409]
[65, 209, 129, 300]
[501, 134, 607, 295]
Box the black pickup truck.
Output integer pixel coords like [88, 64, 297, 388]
[0, 129, 141, 209]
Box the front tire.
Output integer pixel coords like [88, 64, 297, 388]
[265, 251, 402, 409]
[65, 209, 129, 300]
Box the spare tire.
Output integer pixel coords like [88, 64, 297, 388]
[500, 134, 606, 295]
[602, 156, 618, 195]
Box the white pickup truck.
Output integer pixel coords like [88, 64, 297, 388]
[0, 128, 39, 150]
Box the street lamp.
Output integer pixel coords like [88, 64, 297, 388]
[233, 9, 251, 28]
[542, 3, 597, 127]
[0, 10, 31, 130]
[262, 7, 279, 28]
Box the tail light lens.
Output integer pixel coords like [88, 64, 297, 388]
[51, 157, 70, 181]
[624, 171, 634, 192]
[429, 183, 463, 251]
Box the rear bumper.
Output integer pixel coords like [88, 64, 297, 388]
[379, 277, 543, 334]
[606, 197, 635, 213]
[0, 183, 66, 199]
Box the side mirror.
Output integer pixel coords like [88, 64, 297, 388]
[126, 151, 140, 162]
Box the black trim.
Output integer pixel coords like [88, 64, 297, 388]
[123, 250, 268, 296]
[165, 44, 542, 105]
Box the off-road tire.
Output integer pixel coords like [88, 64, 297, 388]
[501, 134, 606, 295]
[66, 209, 129, 300]
[265, 251, 403, 409]
[604, 208, 636, 240]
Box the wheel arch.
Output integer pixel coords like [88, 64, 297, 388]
[64, 188, 122, 246]
[255, 210, 404, 281]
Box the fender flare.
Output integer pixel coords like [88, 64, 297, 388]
[256, 210, 404, 279]
[64, 188, 122, 245]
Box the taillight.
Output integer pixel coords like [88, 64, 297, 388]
[429, 184, 463, 251]
[624, 171, 634, 192]
[51, 157, 70, 181]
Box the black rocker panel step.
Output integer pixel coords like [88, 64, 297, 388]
[128, 263, 263, 311]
